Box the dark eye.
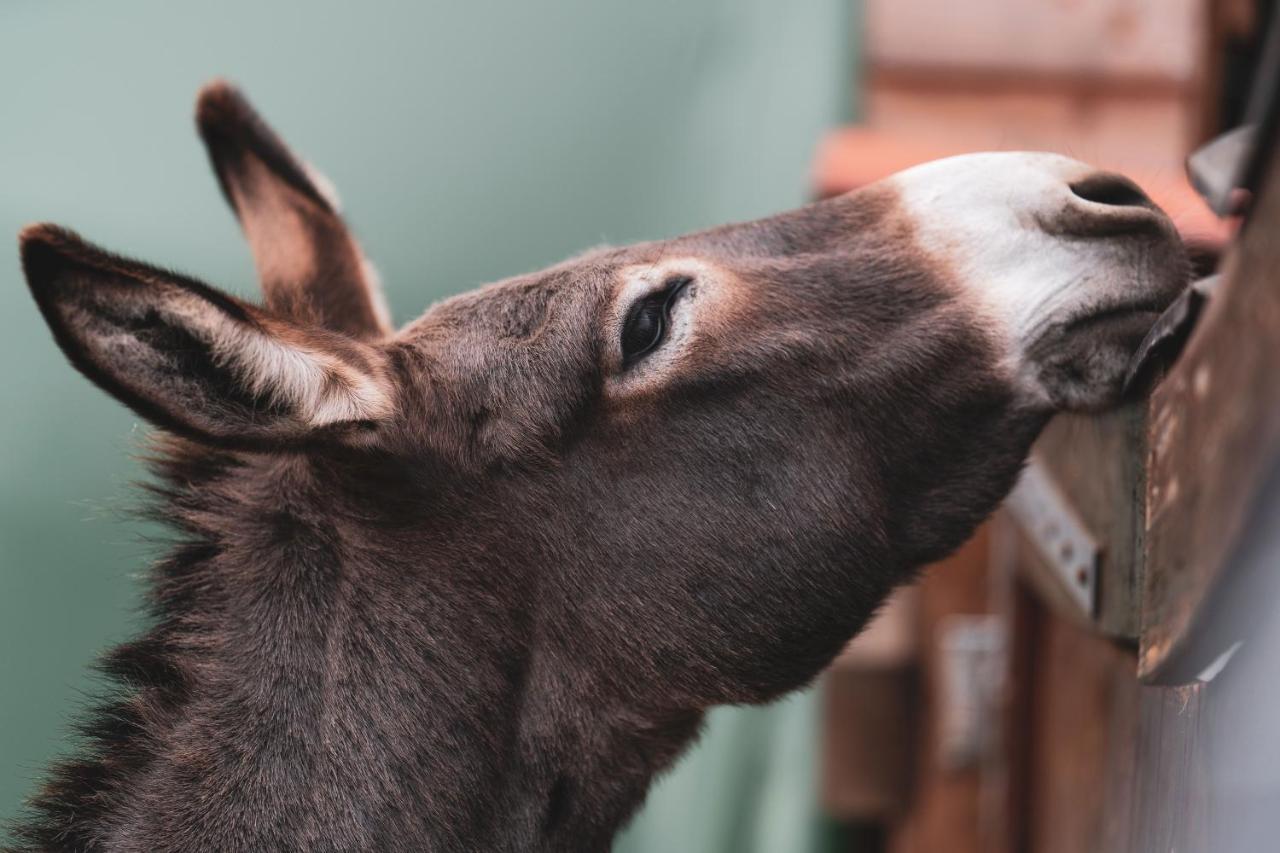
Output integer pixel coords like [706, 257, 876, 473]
[621, 277, 690, 367]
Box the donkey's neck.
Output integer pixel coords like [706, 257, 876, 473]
[16, 446, 691, 852]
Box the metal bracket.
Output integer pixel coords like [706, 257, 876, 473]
[1004, 457, 1099, 617]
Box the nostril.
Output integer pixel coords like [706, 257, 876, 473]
[1069, 173, 1154, 209]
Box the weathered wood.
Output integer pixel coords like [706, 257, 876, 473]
[1127, 683, 1212, 852]
[1139, 141, 1280, 681]
[1020, 591, 1138, 853]
[996, 570, 1217, 853]
[991, 489, 1235, 852]
[1032, 406, 1149, 638]
[865, 0, 1204, 84]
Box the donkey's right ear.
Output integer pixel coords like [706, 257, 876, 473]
[195, 80, 392, 340]
[20, 225, 393, 449]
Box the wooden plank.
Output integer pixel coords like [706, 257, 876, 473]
[1033, 406, 1149, 638]
[1000, 573, 1216, 853]
[1021, 593, 1139, 853]
[868, 66, 1193, 100]
[860, 87, 1196, 183]
[865, 0, 1204, 84]
[821, 666, 917, 820]
[1127, 683, 1212, 851]
[886, 530, 991, 853]
[1139, 141, 1280, 681]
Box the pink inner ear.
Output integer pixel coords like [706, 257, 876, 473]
[230, 156, 325, 312]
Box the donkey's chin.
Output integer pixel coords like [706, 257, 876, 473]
[1025, 302, 1177, 411]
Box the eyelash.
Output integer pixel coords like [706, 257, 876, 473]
[620, 276, 692, 368]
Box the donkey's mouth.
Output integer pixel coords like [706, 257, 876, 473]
[1025, 283, 1188, 411]
[1122, 275, 1219, 396]
[1067, 307, 1167, 352]
[1062, 298, 1173, 335]
[1062, 272, 1194, 349]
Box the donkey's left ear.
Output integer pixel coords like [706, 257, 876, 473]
[195, 79, 392, 340]
[20, 225, 393, 449]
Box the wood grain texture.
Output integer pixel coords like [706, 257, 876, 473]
[1139, 142, 1280, 681]
[1001, 576, 1215, 853]
[1033, 407, 1149, 639]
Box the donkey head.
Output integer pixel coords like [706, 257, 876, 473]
[20, 82, 1186, 718]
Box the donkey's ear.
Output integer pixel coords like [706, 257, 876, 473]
[195, 79, 392, 340]
[20, 225, 393, 448]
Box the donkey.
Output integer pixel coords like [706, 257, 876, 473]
[11, 81, 1186, 852]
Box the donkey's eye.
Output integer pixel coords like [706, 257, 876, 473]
[621, 277, 690, 367]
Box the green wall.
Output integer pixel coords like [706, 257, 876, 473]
[0, 1, 854, 846]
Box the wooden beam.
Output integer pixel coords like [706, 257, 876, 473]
[1139, 142, 1280, 680]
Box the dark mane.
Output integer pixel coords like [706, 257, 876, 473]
[8, 440, 236, 851]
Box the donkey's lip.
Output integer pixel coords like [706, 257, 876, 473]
[1063, 308, 1166, 359]
[1082, 308, 1165, 345]
[1061, 298, 1172, 334]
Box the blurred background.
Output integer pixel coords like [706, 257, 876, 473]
[1, 1, 1274, 851]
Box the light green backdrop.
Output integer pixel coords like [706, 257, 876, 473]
[0, 1, 856, 847]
